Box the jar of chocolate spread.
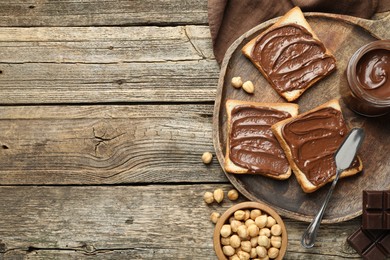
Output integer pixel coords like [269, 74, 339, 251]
[344, 40, 390, 116]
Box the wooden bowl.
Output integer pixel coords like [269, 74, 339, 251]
[213, 201, 288, 260]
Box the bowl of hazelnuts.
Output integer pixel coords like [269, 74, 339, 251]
[213, 201, 287, 260]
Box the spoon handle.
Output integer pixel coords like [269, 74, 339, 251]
[301, 169, 342, 248]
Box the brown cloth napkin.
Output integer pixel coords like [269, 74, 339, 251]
[208, 0, 390, 64]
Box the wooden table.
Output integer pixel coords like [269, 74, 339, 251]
[0, 1, 386, 259]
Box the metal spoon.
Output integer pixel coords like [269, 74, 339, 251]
[301, 128, 365, 248]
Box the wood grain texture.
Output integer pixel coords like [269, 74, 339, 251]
[0, 0, 208, 27]
[213, 13, 390, 223]
[1, 4, 388, 260]
[0, 185, 362, 260]
[0, 104, 226, 184]
[0, 26, 214, 62]
[0, 26, 218, 104]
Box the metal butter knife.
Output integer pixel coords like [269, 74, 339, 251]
[301, 128, 365, 248]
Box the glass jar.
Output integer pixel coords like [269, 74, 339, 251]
[343, 40, 390, 117]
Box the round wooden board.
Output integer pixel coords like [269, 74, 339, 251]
[213, 12, 390, 223]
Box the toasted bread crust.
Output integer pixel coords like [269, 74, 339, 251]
[242, 6, 336, 102]
[271, 99, 363, 193]
[224, 99, 299, 180]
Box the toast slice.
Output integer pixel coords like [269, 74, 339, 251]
[242, 6, 336, 102]
[224, 99, 299, 180]
[271, 99, 363, 193]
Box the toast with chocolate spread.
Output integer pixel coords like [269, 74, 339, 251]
[271, 99, 363, 193]
[224, 99, 299, 180]
[242, 6, 336, 102]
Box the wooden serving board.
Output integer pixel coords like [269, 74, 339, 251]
[213, 12, 390, 223]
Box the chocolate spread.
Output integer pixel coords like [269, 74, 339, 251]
[251, 24, 336, 93]
[357, 48, 390, 99]
[281, 107, 348, 186]
[344, 40, 390, 116]
[229, 105, 291, 175]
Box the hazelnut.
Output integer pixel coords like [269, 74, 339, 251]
[223, 245, 235, 257]
[234, 210, 246, 221]
[250, 236, 258, 247]
[203, 191, 214, 204]
[221, 236, 230, 246]
[227, 189, 239, 201]
[244, 210, 251, 221]
[250, 209, 262, 220]
[230, 255, 240, 260]
[230, 220, 242, 232]
[237, 225, 248, 239]
[221, 224, 232, 238]
[218, 207, 285, 260]
[247, 224, 260, 237]
[271, 224, 282, 236]
[237, 250, 250, 260]
[214, 188, 224, 203]
[242, 81, 255, 94]
[255, 215, 268, 228]
[270, 236, 282, 248]
[210, 212, 220, 224]
[256, 246, 267, 258]
[266, 216, 276, 228]
[257, 235, 270, 248]
[245, 219, 255, 227]
[201, 152, 213, 164]
[250, 247, 257, 258]
[241, 241, 252, 253]
[268, 247, 279, 259]
[231, 76, 243, 88]
[230, 234, 241, 249]
[259, 228, 271, 238]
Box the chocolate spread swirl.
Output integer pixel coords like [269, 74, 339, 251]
[251, 24, 336, 93]
[281, 107, 348, 186]
[357, 48, 390, 99]
[229, 105, 291, 175]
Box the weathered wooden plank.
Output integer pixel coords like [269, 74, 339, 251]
[0, 185, 362, 259]
[0, 26, 218, 104]
[0, 0, 208, 27]
[0, 26, 214, 62]
[0, 104, 224, 185]
[0, 60, 219, 104]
